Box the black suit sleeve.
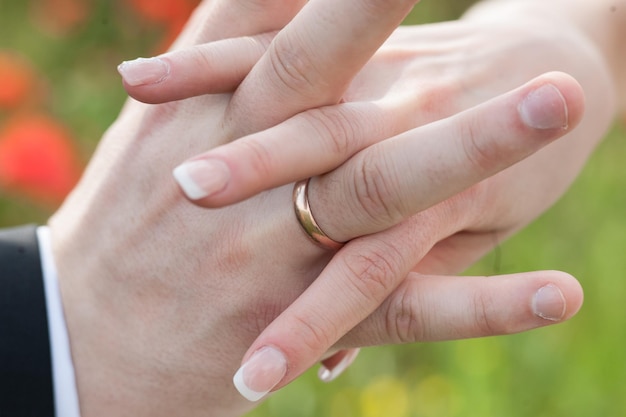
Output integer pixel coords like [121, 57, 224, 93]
[0, 225, 55, 416]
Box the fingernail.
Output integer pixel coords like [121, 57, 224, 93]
[532, 284, 566, 321]
[172, 159, 230, 200]
[318, 349, 359, 383]
[519, 84, 568, 130]
[117, 57, 170, 86]
[233, 346, 288, 402]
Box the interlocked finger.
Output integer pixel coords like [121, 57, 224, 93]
[120, 0, 306, 96]
[224, 0, 421, 136]
[231, 72, 585, 401]
[121, 33, 275, 103]
[307, 72, 584, 242]
[175, 72, 585, 243]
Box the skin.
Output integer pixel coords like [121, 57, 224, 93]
[47, 0, 595, 415]
[122, 0, 622, 398]
[50, 76, 583, 415]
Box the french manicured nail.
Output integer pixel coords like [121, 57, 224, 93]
[172, 159, 230, 200]
[532, 284, 566, 321]
[318, 349, 359, 383]
[519, 84, 568, 130]
[117, 57, 170, 86]
[233, 347, 288, 402]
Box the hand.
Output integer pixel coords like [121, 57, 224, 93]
[49, 2, 588, 416]
[51, 76, 583, 415]
[126, 0, 617, 401]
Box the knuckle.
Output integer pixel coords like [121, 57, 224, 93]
[181, 47, 215, 76]
[302, 108, 360, 159]
[384, 279, 428, 343]
[342, 242, 405, 303]
[232, 137, 275, 178]
[472, 291, 510, 336]
[267, 35, 320, 98]
[460, 118, 499, 175]
[289, 313, 336, 353]
[352, 153, 405, 227]
[415, 82, 461, 121]
[242, 33, 274, 54]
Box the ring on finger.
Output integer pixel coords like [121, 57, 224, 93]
[293, 178, 344, 251]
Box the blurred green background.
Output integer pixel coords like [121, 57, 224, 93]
[1, 1, 625, 416]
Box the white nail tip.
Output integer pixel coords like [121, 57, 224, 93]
[318, 366, 334, 382]
[318, 349, 359, 383]
[172, 163, 208, 200]
[233, 367, 268, 402]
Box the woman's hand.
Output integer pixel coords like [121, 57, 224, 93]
[120, 0, 617, 402]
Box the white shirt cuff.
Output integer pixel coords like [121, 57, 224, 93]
[38, 226, 81, 417]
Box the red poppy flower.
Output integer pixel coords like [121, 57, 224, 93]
[0, 115, 82, 205]
[0, 52, 35, 110]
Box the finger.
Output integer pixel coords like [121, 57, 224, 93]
[339, 270, 583, 347]
[119, 33, 274, 103]
[307, 72, 585, 242]
[172, 72, 584, 219]
[233, 267, 583, 401]
[224, 0, 421, 136]
[230, 73, 585, 401]
[119, 0, 306, 96]
[230, 207, 453, 402]
[172, 101, 405, 203]
[318, 348, 360, 383]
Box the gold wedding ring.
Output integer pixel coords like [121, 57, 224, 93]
[293, 178, 344, 251]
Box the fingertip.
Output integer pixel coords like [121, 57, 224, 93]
[531, 271, 583, 323]
[233, 367, 266, 402]
[172, 162, 209, 201]
[121, 35, 273, 104]
[519, 83, 569, 130]
[233, 346, 288, 402]
[237, 304, 347, 394]
[532, 283, 567, 321]
[555, 270, 585, 319]
[172, 158, 231, 202]
[118, 57, 170, 88]
[520, 72, 586, 133]
[545, 71, 586, 121]
[118, 54, 223, 104]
